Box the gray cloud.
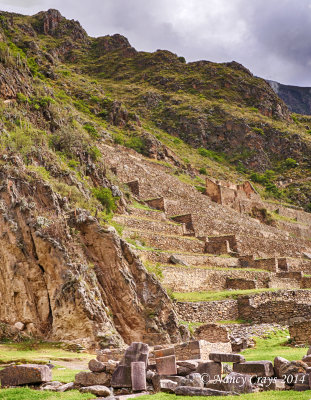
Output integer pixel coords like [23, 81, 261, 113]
[0, 0, 310, 85]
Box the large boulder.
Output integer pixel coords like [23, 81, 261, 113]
[0, 364, 51, 386]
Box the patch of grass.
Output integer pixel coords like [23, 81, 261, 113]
[140, 390, 311, 400]
[173, 288, 276, 302]
[242, 329, 307, 362]
[179, 320, 203, 335]
[0, 388, 93, 400]
[217, 319, 250, 324]
[0, 342, 92, 365]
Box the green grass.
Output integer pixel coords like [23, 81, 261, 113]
[173, 288, 276, 302]
[0, 342, 93, 364]
[140, 391, 311, 400]
[242, 330, 307, 362]
[0, 388, 93, 400]
[0, 342, 92, 383]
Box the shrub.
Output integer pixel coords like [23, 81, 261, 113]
[284, 158, 298, 168]
[126, 136, 146, 155]
[199, 167, 207, 175]
[92, 187, 118, 214]
[253, 127, 264, 135]
[83, 123, 99, 139]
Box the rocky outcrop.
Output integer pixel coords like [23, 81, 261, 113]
[0, 161, 180, 348]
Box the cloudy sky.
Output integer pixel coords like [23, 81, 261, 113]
[1, 0, 311, 86]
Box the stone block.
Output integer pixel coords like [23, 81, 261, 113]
[0, 364, 52, 387]
[274, 356, 289, 379]
[154, 347, 175, 358]
[156, 355, 177, 375]
[89, 359, 107, 373]
[293, 373, 309, 391]
[75, 371, 111, 387]
[209, 353, 245, 363]
[123, 342, 149, 367]
[262, 378, 285, 391]
[233, 361, 274, 377]
[111, 366, 132, 388]
[222, 372, 253, 394]
[196, 361, 222, 380]
[159, 379, 178, 393]
[131, 362, 146, 392]
[80, 385, 112, 396]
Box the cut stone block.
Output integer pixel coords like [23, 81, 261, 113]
[274, 356, 289, 378]
[262, 378, 285, 391]
[209, 353, 245, 363]
[111, 366, 132, 388]
[131, 362, 146, 392]
[123, 342, 149, 367]
[159, 379, 178, 393]
[233, 361, 274, 377]
[0, 364, 52, 387]
[75, 371, 111, 387]
[155, 355, 177, 375]
[154, 347, 175, 358]
[196, 361, 222, 381]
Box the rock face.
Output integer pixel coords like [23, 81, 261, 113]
[268, 80, 311, 115]
[0, 164, 180, 347]
[0, 364, 51, 386]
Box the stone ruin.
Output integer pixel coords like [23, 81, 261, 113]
[2, 339, 311, 397]
[205, 177, 261, 212]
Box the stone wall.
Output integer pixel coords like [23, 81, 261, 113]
[238, 290, 311, 324]
[174, 340, 231, 361]
[170, 214, 194, 234]
[289, 320, 311, 345]
[226, 278, 257, 290]
[177, 290, 311, 325]
[194, 324, 230, 343]
[145, 197, 166, 212]
[162, 267, 270, 292]
[176, 300, 239, 323]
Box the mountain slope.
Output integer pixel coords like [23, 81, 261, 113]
[1, 8, 311, 347]
[268, 79, 311, 115]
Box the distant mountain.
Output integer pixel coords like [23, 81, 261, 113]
[267, 80, 311, 115]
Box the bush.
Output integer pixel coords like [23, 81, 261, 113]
[284, 158, 298, 168]
[83, 123, 99, 139]
[126, 136, 146, 155]
[199, 167, 207, 175]
[92, 187, 118, 214]
[253, 127, 264, 135]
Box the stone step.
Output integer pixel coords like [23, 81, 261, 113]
[113, 214, 184, 236]
[123, 228, 205, 253]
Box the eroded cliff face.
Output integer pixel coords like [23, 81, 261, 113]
[0, 158, 180, 348]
